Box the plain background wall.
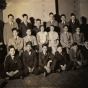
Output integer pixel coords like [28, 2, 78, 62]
[3, 0, 55, 24]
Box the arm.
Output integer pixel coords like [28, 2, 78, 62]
[17, 38, 23, 51]
[3, 24, 7, 45]
[33, 36, 37, 46]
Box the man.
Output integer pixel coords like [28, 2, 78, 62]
[23, 29, 37, 51]
[46, 12, 58, 32]
[60, 25, 73, 53]
[69, 42, 86, 69]
[39, 44, 57, 76]
[59, 14, 69, 33]
[19, 14, 32, 37]
[69, 13, 80, 34]
[81, 40, 88, 66]
[3, 14, 18, 46]
[55, 45, 73, 71]
[73, 27, 84, 45]
[23, 41, 38, 76]
[32, 19, 41, 36]
[0, 45, 23, 79]
[8, 28, 23, 56]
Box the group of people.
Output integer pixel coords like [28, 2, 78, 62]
[0, 12, 88, 80]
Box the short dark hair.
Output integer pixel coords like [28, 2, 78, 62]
[71, 13, 76, 17]
[8, 45, 15, 51]
[49, 12, 54, 16]
[26, 41, 32, 46]
[63, 25, 68, 28]
[57, 45, 62, 48]
[50, 25, 54, 28]
[39, 25, 44, 29]
[22, 14, 28, 18]
[42, 44, 48, 48]
[26, 29, 31, 31]
[36, 18, 41, 22]
[8, 14, 14, 18]
[71, 42, 78, 47]
[12, 28, 18, 32]
[61, 14, 66, 18]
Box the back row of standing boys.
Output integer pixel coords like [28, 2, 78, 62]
[0, 12, 88, 79]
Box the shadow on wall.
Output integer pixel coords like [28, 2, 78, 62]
[16, 18, 22, 27]
[29, 17, 36, 29]
[80, 16, 88, 40]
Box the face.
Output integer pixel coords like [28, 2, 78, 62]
[61, 16, 66, 21]
[13, 30, 18, 37]
[26, 30, 31, 36]
[8, 16, 14, 22]
[9, 48, 15, 56]
[71, 16, 75, 21]
[36, 21, 41, 26]
[50, 26, 54, 32]
[76, 28, 80, 33]
[40, 26, 44, 32]
[72, 45, 78, 51]
[23, 16, 28, 22]
[49, 14, 54, 20]
[84, 41, 88, 48]
[63, 26, 68, 32]
[26, 44, 32, 51]
[57, 47, 62, 53]
[42, 46, 47, 53]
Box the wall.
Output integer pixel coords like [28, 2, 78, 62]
[3, 0, 55, 24]
[58, 0, 80, 22]
[79, 0, 88, 23]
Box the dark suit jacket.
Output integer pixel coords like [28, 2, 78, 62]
[69, 19, 80, 34]
[23, 50, 38, 68]
[39, 52, 50, 67]
[69, 49, 84, 62]
[55, 51, 68, 65]
[32, 26, 40, 36]
[4, 55, 22, 72]
[19, 22, 32, 38]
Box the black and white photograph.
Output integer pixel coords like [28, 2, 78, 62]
[0, 0, 88, 88]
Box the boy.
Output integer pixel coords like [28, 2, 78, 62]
[32, 19, 41, 36]
[69, 13, 80, 34]
[19, 14, 32, 37]
[69, 42, 85, 69]
[0, 45, 23, 79]
[59, 14, 69, 33]
[55, 45, 73, 71]
[23, 41, 38, 76]
[8, 28, 23, 56]
[73, 27, 84, 45]
[60, 25, 73, 53]
[23, 29, 37, 51]
[3, 14, 18, 46]
[39, 44, 57, 76]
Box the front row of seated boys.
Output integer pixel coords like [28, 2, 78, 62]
[0, 40, 88, 79]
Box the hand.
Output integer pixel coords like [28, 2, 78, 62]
[77, 61, 82, 66]
[13, 70, 19, 75]
[28, 67, 32, 73]
[6, 71, 14, 77]
[44, 66, 51, 73]
[0, 42, 3, 45]
[31, 67, 34, 72]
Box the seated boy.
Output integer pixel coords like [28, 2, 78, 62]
[8, 28, 23, 56]
[60, 25, 73, 53]
[23, 41, 38, 76]
[39, 44, 57, 76]
[0, 45, 23, 79]
[73, 27, 84, 45]
[69, 42, 86, 69]
[23, 29, 37, 51]
[55, 45, 73, 71]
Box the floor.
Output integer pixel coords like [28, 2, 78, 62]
[0, 67, 88, 88]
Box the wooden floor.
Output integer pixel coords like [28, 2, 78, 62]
[0, 67, 88, 88]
